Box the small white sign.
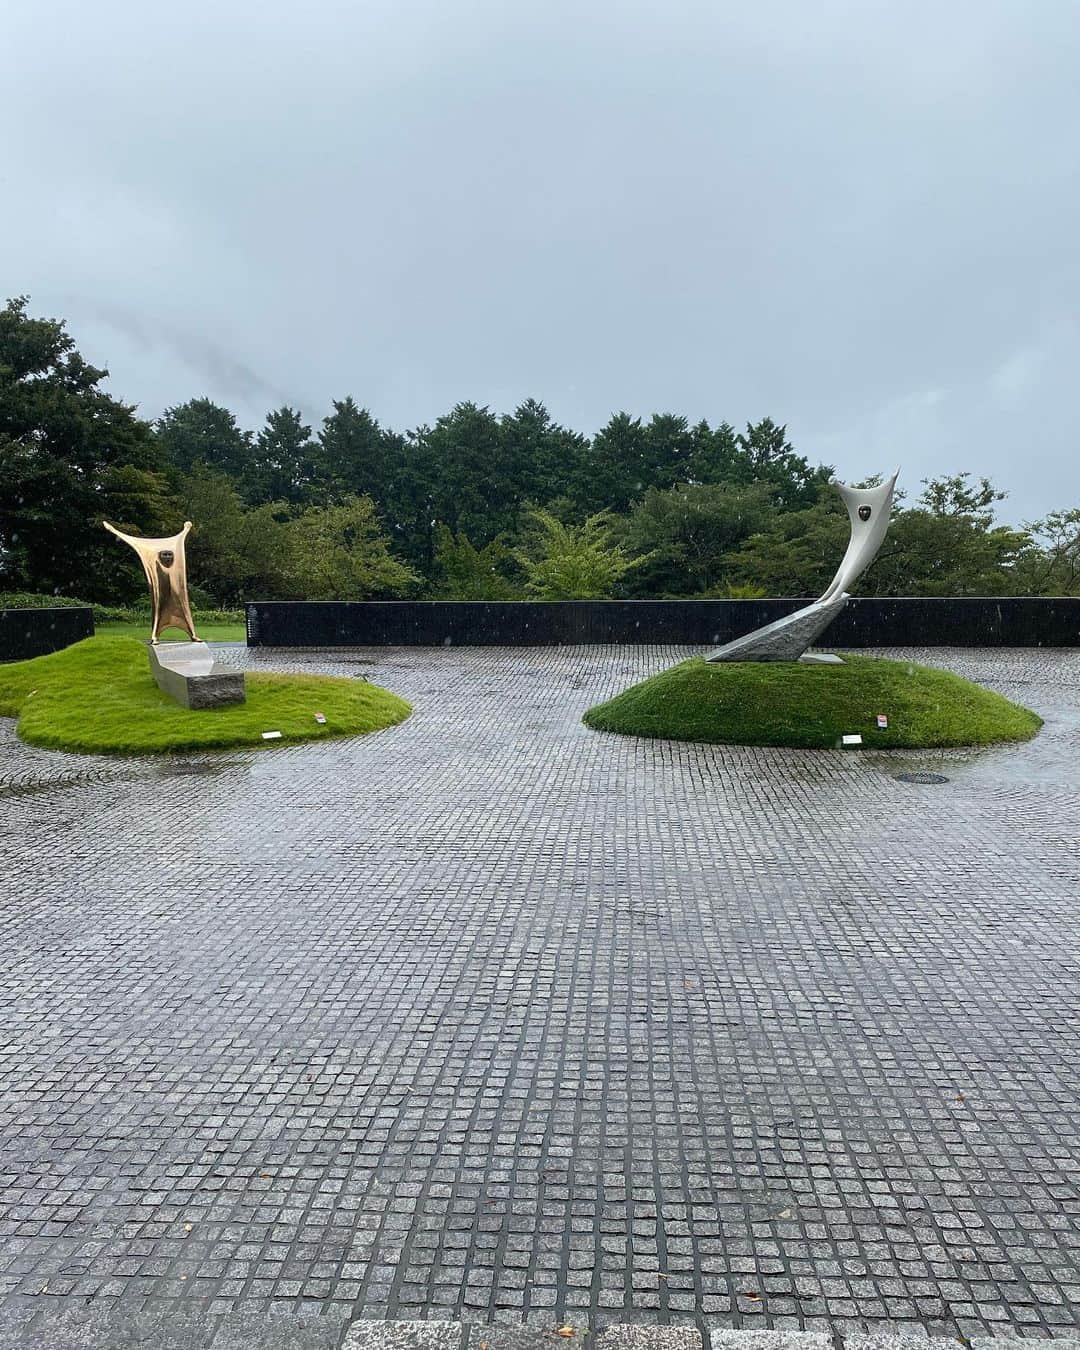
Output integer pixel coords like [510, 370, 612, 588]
[261, 730, 283, 740]
[842, 734, 863, 746]
[876, 714, 889, 729]
[313, 712, 327, 724]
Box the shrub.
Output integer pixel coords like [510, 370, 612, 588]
[0, 591, 243, 625]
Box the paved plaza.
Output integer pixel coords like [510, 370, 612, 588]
[0, 644, 1078, 1347]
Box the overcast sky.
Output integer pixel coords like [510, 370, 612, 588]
[4, 0, 1079, 521]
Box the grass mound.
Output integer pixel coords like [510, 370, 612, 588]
[583, 654, 1041, 750]
[98, 621, 246, 642]
[0, 636, 410, 755]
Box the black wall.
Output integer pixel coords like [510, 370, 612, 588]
[0, 606, 94, 662]
[246, 598, 1080, 648]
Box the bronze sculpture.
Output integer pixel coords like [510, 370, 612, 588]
[102, 520, 200, 644]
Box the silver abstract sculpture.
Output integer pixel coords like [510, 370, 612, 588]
[706, 471, 899, 664]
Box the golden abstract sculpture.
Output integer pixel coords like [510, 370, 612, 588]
[103, 520, 200, 643]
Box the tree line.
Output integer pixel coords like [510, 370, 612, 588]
[2, 296, 1078, 608]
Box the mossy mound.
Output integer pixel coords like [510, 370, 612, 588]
[0, 636, 410, 755]
[583, 654, 1042, 750]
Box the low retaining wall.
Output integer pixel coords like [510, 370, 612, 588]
[0, 606, 95, 662]
[246, 598, 1080, 648]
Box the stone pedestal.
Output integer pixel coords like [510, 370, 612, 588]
[148, 642, 246, 710]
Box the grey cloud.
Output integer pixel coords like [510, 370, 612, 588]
[65, 298, 298, 415]
[3, 0, 1079, 520]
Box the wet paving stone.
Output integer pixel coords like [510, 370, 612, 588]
[0, 644, 1078, 1342]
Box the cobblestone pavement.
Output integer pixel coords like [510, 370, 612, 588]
[1, 645, 1078, 1347]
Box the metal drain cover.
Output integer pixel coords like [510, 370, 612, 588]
[894, 771, 950, 784]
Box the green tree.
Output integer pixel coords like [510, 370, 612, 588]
[0, 296, 173, 602]
[418, 402, 509, 541]
[1016, 509, 1080, 595]
[570, 413, 830, 516]
[398, 401, 590, 575]
[245, 406, 317, 507]
[570, 411, 697, 514]
[713, 581, 768, 598]
[155, 398, 253, 479]
[286, 496, 419, 600]
[620, 481, 774, 596]
[734, 417, 832, 508]
[686, 420, 742, 485]
[431, 525, 519, 599]
[570, 412, 648, 515]
[316, 397, 400, 506]
[723, 496, 850, 596]
[641, 413, 696, 492]
[918, 472, 1004, 522]
[514, 509, 651, 600]
[500, 399, 588, 507]
[726, 473, 1033, 598]
[384, 440, 437, 574]
[176, 466, 292, 605]
[870, 476, 1031, 596]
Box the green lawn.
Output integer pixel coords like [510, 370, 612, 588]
[583, 654, 1042, 749]
[97, 621, 247, 642]
[0, 635, 410, 755]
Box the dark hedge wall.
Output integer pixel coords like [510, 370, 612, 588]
[246, 598, 1080, 648]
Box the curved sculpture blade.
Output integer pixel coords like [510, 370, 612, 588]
[818, 470, 899, 604]
[705, 470, 899, 663]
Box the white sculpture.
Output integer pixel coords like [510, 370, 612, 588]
[706, 470, 899, 664]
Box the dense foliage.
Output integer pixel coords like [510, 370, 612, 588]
[2, 297, 1077, 605]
